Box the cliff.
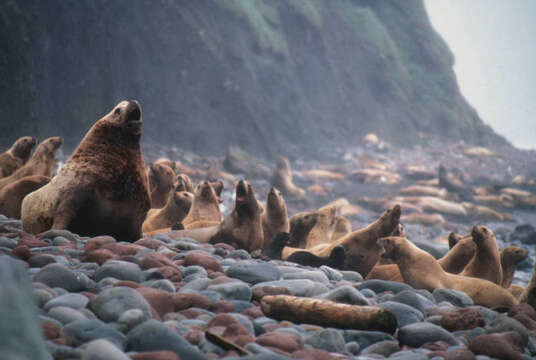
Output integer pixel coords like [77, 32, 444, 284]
[0, 0, 507, 157]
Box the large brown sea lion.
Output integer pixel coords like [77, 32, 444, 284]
[460, 226, 502, 285]
[378, 236, 517, 308]
[182, 181, 221, 227]
[0, 175, 50, 219]
[283, 205, 401, 277]
[21, 101, 151, 242]
[270, 157, 305, 199]
[0, 136, 63, 191]
[261, 187, 289, 253]
[0, 136, 37, 178]
[142, 190, 193, 233]
[148, 163, 176, 209]
[500, 246, 528, 288]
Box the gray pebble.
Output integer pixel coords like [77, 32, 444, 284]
[315, 285, 370, 305]
[432, 288, 473, 307]
[207, 281, 252, 301]
[379, 301, 424, 327]
[88, 287, 152, 323]
[398, 322, 458, 347]
[63, 318, 127, 348]
[48, 306, 88, 324]
[80, 338, 129, 360]
[94, 260, 144, 283]
[44, 293, 89, 311]
[305, 328, 345, 353]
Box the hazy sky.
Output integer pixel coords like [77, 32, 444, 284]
[425, 0, 536, 150]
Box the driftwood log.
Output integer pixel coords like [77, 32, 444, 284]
[261, 295, 397, 334]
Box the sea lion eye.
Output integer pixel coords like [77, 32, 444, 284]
[114, 108, 121, 115]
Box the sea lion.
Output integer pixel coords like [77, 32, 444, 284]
[520, 258, 536, 310]
[399, 185, 447, 198]
[153, 157, 177, 172]
[262, 187, 289, 253]
[447, 232, 462, 249]
[270, 156, 305, 199]
[461, 202, 512, 222]
[331, 215, 352, 242]
[267, 231, 346, 269]
[210, 180, 224, 203]
[0, 136, 37, 178]
[148, 163, 176, 209]
[500, 246, 528, 288]
[378, 236, 517, 308]
[142, 190, 193, 233]
[286, 211, 319, 248]
[283, 205, 401, 277]
[305, 205, 336, 248]
[474, 194, 515, 209]
[184, 220, 220, 230]
[349, 169, 401, 185]
[176, 173, 195, 193]
[400, 212, 446, 226]
[0, 175, 50, 219]
[21, 101, 151, 242]
[0, 136, 63, 191]
[182, 181, 222, 227]
[460, 225, 503, 285]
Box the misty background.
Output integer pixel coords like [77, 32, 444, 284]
[426, 0, 536, 150]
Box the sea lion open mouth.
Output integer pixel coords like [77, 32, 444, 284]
[236, 180, 248, 203]
[125, 101, 142, 124]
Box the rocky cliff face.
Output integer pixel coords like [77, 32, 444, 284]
[0, 0, 507, 157]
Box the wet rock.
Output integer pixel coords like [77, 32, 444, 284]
[304, 329, 345, 353]
[80, 338, 130, 360]
[379, 301, 424, 327]
[205, 313, 254, 347]
[129, 351, 181, 360]
[28, 254, 57, 267]
[252, 280, 328, 297]
[469, 331, 525, 360]
[340, 270, 363, 282]
[226, 261, 281, 284]
[88, 287, 152, 323]
[283, 270, 330, 285]
[136, 287, 175, 318]
[360, 340, 400, 357]
[127, 320, 207, 360]
[207, 281, 252, 301]
[118, 309, 146, 332]
[44, 293, 89, 311]
[47, 306, 87, 325]
[315, 285, 370, 305]
[343, 330, 395, 349]
[433, 288, 473, 307]
[358, 279, 412, 294]
[184, 252, 222, 273]
[398, 322, 458, 347]
[173, 293, 212, 311]
[0, 255, 51, 359]
[63, 318, 126, 348]
[252, 286, 291, 301]
[509, 224, 536, 245]
[390, 289, 434, 314]
[441, 308, 485, 332]
[255, 332, 303, 353]
[95, 260, 144, 283]
[292, 348, 337, 360]
[34, 263, 89, 292]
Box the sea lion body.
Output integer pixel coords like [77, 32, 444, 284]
[148, 163, 176, 209]
[331, 215, 351, 242]
[182, 181, 221, 226]
[285, 211, 319, 249]
[379, 236, 516, 308]
[262, 187, 289, 252]
[21, 101, 150, 242]
[305, 205, 336, 248]
[0, 137, 62, 191]
[460, 226, 502, 285]
[0, 136, 37, 178]
[270, 157, 305, 199]
[0, 175, 50, 219]
[142, 190, 193, 233]
[175, 173, 195, 193]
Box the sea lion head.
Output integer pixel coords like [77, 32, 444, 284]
[288, 211, 318, 247]
[266, 187, 287, 214]
[149, 163, 176, 192]
[11, 136, 37, 162]
[471, 225, 494, 246]
[210, 180, 224, 203]
[196, 181, 219, 204]
[93, 100, 143, 147]
[378, 236, 406, 262]
[234, 180, 260, 214]
[448, 232, 462, 249]
[276, 156, 291, 174]
[173, 190, 193, 214]
[33, 136, 63, 160]
[176, 174, 194, 193]
[501, 245, 528, 265]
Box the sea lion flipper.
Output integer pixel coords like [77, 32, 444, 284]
[328, 245, 346, 269]
[267, 232, 290, 260]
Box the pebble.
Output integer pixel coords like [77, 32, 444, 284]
[398, 322, 458, 347]
[433, 288, 474, 307]
[305, 329, 345, 353]
[358, 279, 412, 294]
[63, 319, 127, 348]
[252, 279, 329, 297]
[43, 293, 89, 310]
[226, 261, 281, 284]
[47, 306, 88, 324]
[88, 286, 152, 322]
[315, 285, 370, 305]
[360, 340, 400, 357]
[34, 263, 89, 292]
[95, 260, 145, 282]
[80, 338, 130, 360]
[379, 301, 424, 327]
[207, 281, 252, 301]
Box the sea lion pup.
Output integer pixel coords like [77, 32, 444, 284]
[182, 181, 222, 227]
[0, 136, 37, 178]
[331, 215, 352, 242]
[368, 233, 475, 282]
[262, 187, 289, 253]
[378, 236, 517, 308]
[270, 156, 305, 199]
[142, 190, 193, 233]
[460, 225, 503, 285]
[175, 173, 195, 193]
[0, 136, 63, 191]
[283, 205, 401, 277]
[21, 101, 151, 242]
[0, 175, 50, 219]
[148, 162, 176, 209]
[500, 246, 528, 288]
[305, 205, 336, 248]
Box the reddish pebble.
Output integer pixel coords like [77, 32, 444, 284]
[12, 245, 31, 260]
[292, 348, 337, 360]
[41, 321, 61, 340]
[134, 238, 167, 250]
[256, 332, 303, 353]
[136, 287, 175, 318]
[84, 235, 116, 251]
[212, 301, 234, 314]
[205, 313, 254, 347]
[140, 253, 177, 270]
[83, 249, 116, 265]
[173, 293, 211, 311]
[184, 252, 223, 273]
[469, 331, 525, 360]
[441, 308, 485, 332]
[129, 351, 180, 360]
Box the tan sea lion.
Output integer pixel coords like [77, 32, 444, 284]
[262, 187, 289, 253]
[21, 101, 151, 242]
[142, 190, 193, 233]
[461, 202, 512, 222]
[210, 180, 224, 203]
[184, 220, 220, 229]
[399, 185, 447, 198]
[305, 205, 336, 248]
[283, 205, 401, 277]
[460, 225, 502, 285]
[286, 211, 319, 249]
[331, 215, 352, 242]
[153, 157, 177, 172]
[0, 136, 37, 178]
[520, 257, 536, 310]
[400, 212, 446, 226]
[500, 246, 528, 288]
[148, 162, 176, 209]
[378, 236, 517, 308]
[176, 173, 195, 193]
[182, 181, 222, 226]
[474, 194, 515, 209]
[270, 157, 305, 199]
[0, 175, 50, 219]
[0, 136, 63, 191]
